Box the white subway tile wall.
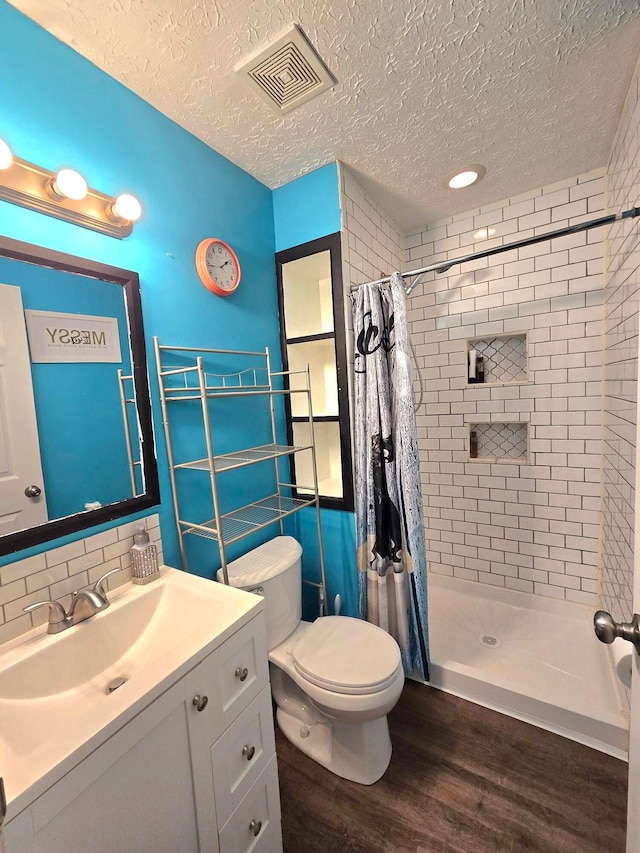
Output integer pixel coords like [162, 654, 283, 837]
[602, 52, 640, 640]
[339, 163, 405, 292]
[405, 170, 607, 605]
[0, 514, 162, 645]
[338, 162, 406, 463]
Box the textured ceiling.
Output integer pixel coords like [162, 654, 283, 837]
[8, 0, 640, 232]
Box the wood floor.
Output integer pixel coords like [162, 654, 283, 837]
[276, 681, 628, 853]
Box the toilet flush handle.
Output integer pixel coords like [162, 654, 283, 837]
[594, 610, 640, 654]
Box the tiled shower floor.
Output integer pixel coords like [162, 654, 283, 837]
[425, 573, 629, 758]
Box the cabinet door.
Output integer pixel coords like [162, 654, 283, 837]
[275, 232, 354, 512]
[210, 685, 276, 826]
[218, 756, 282, 853]
[20, 676, 217, 853]
[188, 615, 269, 747]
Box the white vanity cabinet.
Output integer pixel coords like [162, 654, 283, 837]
[4, 612, 282, 853]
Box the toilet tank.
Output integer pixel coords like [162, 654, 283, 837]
[217, 536, 302, 650]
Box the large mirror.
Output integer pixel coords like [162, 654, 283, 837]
[0, 235, 159, 557]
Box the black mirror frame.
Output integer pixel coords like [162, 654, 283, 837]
[0, 235, 160, 557]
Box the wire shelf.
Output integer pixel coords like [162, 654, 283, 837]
[175, 443, 312, 473]
[179, 493, 315, 544]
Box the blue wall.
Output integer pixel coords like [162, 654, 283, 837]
[0, 1, 280, 572]
[0, 4, 357, 615]
[273, 163, 357, 618]
[272, 163, 341, 252]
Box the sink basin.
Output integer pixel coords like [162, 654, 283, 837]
[0, 582, 215, 700]
[0, 566, 263, 815]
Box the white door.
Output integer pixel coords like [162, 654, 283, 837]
[0, 284, 47, 534]
[629, 591, 640, 850]
[626, 362, 640, 852]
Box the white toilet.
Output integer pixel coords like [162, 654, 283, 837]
[219, 535, 405, 785]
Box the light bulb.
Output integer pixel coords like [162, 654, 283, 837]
[0, 139, 13, 170]
[449, 170, 479, 189]
[445, 164, 486, 190]
[113, 193, 142, 222]
[52, 168, 88, 200]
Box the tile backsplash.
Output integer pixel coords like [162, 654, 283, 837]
[0, 514, 162, 645]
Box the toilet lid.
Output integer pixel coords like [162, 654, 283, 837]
[292, 616, 402, 695]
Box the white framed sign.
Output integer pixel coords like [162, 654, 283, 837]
[25, 310, 123, 363]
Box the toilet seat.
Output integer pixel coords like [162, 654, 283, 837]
[292, 616, 402, 696]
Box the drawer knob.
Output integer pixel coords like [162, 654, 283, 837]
[235, 666, 249, 682]
[249, 819, 262, 837]
[192, 694, 209, 712]
[242, 744, 256, 761]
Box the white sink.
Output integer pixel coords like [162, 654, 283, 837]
[0, 566, 263, 815]
[0, 581, 217, 700]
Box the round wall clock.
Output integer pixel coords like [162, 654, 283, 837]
[195, 238, 241, 296]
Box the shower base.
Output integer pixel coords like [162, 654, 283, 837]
[423, 573, 629, 760]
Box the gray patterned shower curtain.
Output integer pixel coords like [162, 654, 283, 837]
[351, 273, 430, 680]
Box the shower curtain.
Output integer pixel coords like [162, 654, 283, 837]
[351, 272, 430, 680]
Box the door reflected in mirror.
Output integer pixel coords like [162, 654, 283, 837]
[0, 237, 159, 557]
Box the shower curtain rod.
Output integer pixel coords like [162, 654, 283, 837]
[353, 205, 640, 296]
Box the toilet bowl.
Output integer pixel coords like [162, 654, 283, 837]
[219, 536, 405, 785]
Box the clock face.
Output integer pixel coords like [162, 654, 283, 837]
[196, 238, 241, 296]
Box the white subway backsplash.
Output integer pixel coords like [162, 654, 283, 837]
[0, 514, 162, 645]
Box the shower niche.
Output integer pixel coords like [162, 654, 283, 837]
[466, 332, 528, 385]
[468, 421, 529, 463]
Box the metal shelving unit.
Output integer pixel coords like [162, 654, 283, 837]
[154, 339, 327, 604]
[117, 369, 142, 497]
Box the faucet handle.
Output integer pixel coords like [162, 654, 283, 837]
[93, 567, 121, 597]
[23, 599, 68, 629]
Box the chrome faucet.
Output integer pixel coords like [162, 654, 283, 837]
[24, 568, 120, 634]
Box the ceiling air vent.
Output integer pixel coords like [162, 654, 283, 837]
[235, 24, 336, 115]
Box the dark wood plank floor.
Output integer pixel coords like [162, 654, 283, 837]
[276, 681, 628, 853]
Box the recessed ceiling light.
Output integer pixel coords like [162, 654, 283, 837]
[445, 164, 486, 190]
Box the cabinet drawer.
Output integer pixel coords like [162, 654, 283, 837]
[218, 755, 282, 853]
[211, 685, 276, 826]
[188, 613, 269, 744]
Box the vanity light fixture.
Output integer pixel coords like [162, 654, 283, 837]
[47, 168, 88, 202]
[108, 193, 143, 223]
[446, 164, 486, 190]
[0, 139, 12, 170]
[0, 138, 141, 238]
